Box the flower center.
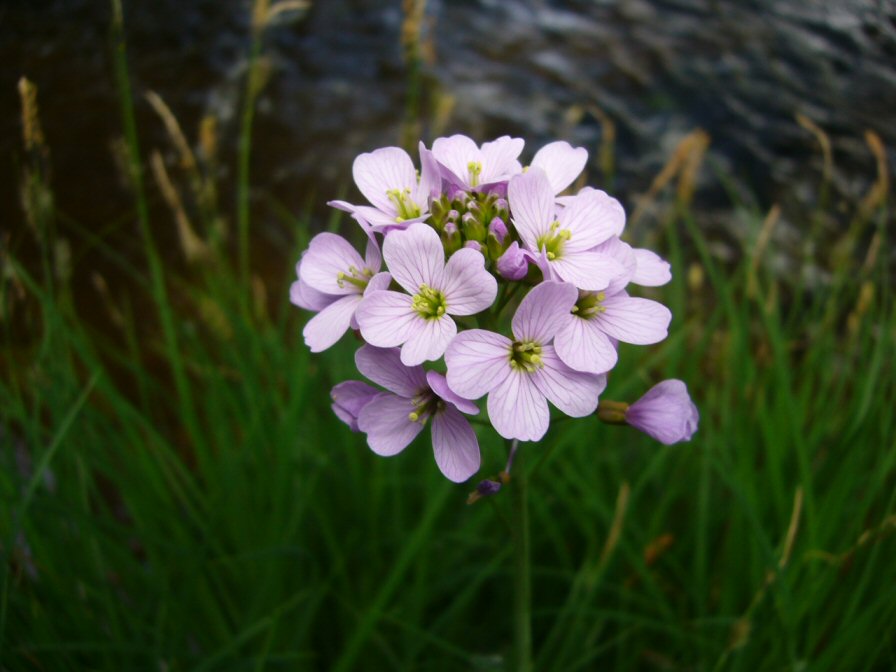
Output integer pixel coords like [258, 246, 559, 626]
[571, 291, 606, 319]
[467, 161, 483, 187]
[412, 284, 448, 319]
[336, 265, 374, 290]
[407, 392, 445, 423]
[509, 340, 543, 373]
[535, 220, 571, 261]
[386, 188, 422, 222]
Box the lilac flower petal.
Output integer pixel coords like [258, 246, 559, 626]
[507, 168, 554, 251]
[355, 344, 428, 397]
[347, 204, 410, 230]
[445, 329, 512, 399]
[303, 294, 360, 352]
[550, 251, 626, 291]
[558, 189, 626, 252]
[441, 247, 498, 316]
[597, 295, 672, 345]
[531, 345, 607, 417]
[351, 272, 393, 330]
[363, 237, 382, 271]
[632, 248, 672, 286]
[416, 141, 442, 202]
[594, 236, 637, 295]
[480, 136, 525, 183]
[511, 281, 578, 344]
[432, 134, 479, 187]
[290, 278, 335, 312]
[356, 290, 418, 347]
[353, 147, 417, 215]
[553, 312, 619, 374]
[431, 406, 481, 482]
[531, 141, 588, 195]
[358, 393, 424, 456]
[487, 370, 549, 441]
[496, 242, 529, 280]
[299, 233, 367, 295]
[626, 379, 699, 444]
[331, 381, 382, 431]
[400, 314, 457, 366]
[382, 222, 445, 295]
[427, 371, 479, 415]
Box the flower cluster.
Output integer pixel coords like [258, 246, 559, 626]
[292, 135, 697, 483]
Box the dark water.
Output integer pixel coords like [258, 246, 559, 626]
[3, 0, 895, 270]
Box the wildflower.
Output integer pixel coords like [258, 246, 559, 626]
[330, 381, 384, 431]
[553, 285, 671, 374]
[356, 223, 497, 365]
[432, 134, 524, 191]
[296, 233, 391, 352]
[355, 345, 481, 482]
[496, 241, 529, 280]
[445, 282, 606, 441]
[624, 380, 699, 444]
[328, 142, 440, 231]
[507, 168, 626, 291]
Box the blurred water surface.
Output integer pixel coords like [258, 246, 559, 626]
[3, 0, 894, 257]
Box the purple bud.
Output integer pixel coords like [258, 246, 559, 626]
[494, 198, 508, 212]
[331, 381, 381, 432]
[476, 479, 502, 496]
[461, 211, 477, 226]
[443, 221, 458, 236]
[496, 241, 529, 280]
[626, 380, 699, 445]
[446, 209, 460, 222]
[464, 240, 482, 252]
[488, 217, 508, 244]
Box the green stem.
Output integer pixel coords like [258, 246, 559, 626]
[509, 439, 532, 672]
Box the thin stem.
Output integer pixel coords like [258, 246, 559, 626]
[509, 439, 532, 672]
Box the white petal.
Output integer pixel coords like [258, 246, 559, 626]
[353, 147, 417, 214]
[558, 189, 626, 252]
[487, 370, 549, 442]
[550, 251, 626, 291]
[400, 314, 457, 366]
[631, 248, 672, 286]
[531, 141, 588, 195]
[511, 281, 578, 344]
[356, 291, 418, 348]
[507, 168, 554, 251]
[303, 295, 360, 352]
[441, 247, 498, 316]
[597, 295, 671, 345]
[553, 313, 618, 374]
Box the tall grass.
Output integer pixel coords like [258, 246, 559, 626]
[2, 3, 895, 670]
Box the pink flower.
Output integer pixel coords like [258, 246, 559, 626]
[356, 223, 497, 366]
[328, 142, 441, 231]
[626, 379, 699, 444]
[507, 168, 626, 291]
[553, 285, 671, 374]
[354, 345, 481, 482]
[294, 233, 391, 352]
[496, 241, 529, 280]
[432, 134, 524, 191]
[445, 282, 606, 442]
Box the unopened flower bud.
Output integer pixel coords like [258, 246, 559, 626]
[446, 209, 460, 222]
[464, 240, 482, 253]
[625, 380, 699, 444]
[488, 217, 508, 244]
[496, 241, 528, 280]
[442, 221, 462, 254]
[466, 477, 503, 504]
[461, 211, 486, 242]
[331, 381, 381, 432]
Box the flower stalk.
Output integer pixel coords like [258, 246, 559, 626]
[509, 439, 533, 672]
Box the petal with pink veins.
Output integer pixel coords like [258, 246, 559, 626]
[440, 247, 498, 316]
[550, 251, 626, 291]
[531, 141, 588, 195]
[511, 281, 578, 344]
[358, 394, 424, 456]
[382, 223, 445, 295]
[531, 345, 607, 417]
[558, 189, 626, 252]
[431, 406, 481, 482]
[432, 134, 480, 186]
[480, 136, 524, 183]
[290, 278, 335, 312]
[445, 329, 512, 399]
[303, 294, 360, 352]
[399, 314, 457, 366]
[355, 344, 427, 397]
[356, 290, 418, 348]
[487, 370, 549, 442]
[507, 168, 554, 251]
[597, 295, 671, 345]
[631, 248, 672, 286]
[299, 233, 367, 295]
[553, 312, 618, 374]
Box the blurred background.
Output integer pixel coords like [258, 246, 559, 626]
[2, 1, 895, 670]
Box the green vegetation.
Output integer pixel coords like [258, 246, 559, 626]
[2, 2, 894, 670]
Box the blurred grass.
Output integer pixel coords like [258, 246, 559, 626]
[2, 1, 895, 670]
